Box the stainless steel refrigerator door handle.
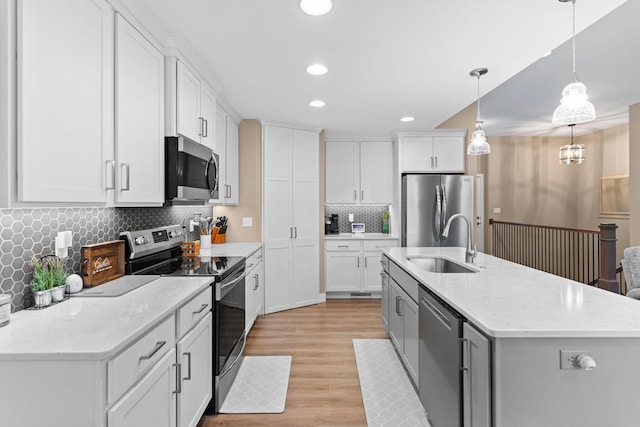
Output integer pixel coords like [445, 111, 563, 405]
[105, 160, 115, 190]
[441, 185, 448, 236]
[121, 163, 130, 191]
[435, 184, 442, 241]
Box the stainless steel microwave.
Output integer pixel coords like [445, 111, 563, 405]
[165, 136, 219, 205]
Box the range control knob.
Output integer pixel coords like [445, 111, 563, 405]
[169, 230, 182, 238]
[134, 236, 148, 245]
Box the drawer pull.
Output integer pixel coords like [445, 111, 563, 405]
[247, 263, 254, 269]
[184, 352, 192, 381]
[140, 341, 166, 361]
[337, 245, 349, 248]
[193, 303, 208, 315]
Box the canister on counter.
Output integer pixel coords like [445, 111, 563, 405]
[0, 294, 10, 327]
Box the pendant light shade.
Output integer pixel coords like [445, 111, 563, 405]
[468, 68, 490, 155]
[552, 0, 596, 125]
[559, 124, 585, 164]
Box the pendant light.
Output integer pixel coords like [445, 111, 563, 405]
[468, 67, 490, 155]
[552, 0, 596, 125]
[300, 0, 332, 16]
[559, 124, 585, 164]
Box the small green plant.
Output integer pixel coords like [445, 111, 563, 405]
[30, 256, 67, 292]
[381, 211, 390, 221]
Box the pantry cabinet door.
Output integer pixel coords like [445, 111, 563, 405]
[18, 0, 114, 203]
[114, 14, 164, 205]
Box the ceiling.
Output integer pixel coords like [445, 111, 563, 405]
[123, 0, 632, 138]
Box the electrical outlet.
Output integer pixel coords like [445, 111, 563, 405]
[348, 213, 354, 222]
[493, 207, 501, 214]
[560, 350, 592, 369]
[243, 217, 253, 227]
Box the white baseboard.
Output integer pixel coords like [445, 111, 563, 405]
[318, 293, 326, 303]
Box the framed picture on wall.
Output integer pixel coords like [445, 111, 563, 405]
[599, 175, 629, 218]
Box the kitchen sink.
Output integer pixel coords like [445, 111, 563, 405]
[406, 257, 478, 274]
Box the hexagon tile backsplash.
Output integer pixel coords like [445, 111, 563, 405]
[0, 206, 209, 312]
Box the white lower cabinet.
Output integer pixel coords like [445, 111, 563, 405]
[245, 247, 264, 333]
[108, 349, 177, 427]
[176, 313, 213, 427]
[462, 323, 491, 427]
[388, 278, 419, 385]
[325, 239, 398, 294]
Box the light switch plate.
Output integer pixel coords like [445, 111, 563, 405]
[242, 217, 253, 227]
[493, 207, 501, 214]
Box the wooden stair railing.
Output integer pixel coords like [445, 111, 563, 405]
[489, 220, 619, 294]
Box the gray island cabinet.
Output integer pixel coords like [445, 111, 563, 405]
[382, 247, 640, 427]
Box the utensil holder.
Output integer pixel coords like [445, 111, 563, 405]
[200, 235, 212, 250]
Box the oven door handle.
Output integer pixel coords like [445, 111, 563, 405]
[219, 336, 246, 378]
[220, 270, 246, 291]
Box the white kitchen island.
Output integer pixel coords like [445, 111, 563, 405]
[382, 247, 640, 427]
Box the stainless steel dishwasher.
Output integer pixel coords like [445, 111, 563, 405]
[419, 287, 463, 427]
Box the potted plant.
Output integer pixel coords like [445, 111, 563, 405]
[381, 211, 390, 234]
[30, 255, 68, 307]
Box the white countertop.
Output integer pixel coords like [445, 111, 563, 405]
[383, 247, 640, 339]
[325, 233, 399, 240]
[0, 276, 213, 360]
[205, 242, 262, 258]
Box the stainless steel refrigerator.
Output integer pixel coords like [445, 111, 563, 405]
[402, 174, 474, 247]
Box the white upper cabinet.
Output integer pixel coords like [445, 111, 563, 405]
[17, 0, 114, 203]
[170, 58, 216, 150]
[397, 130, 467, 173]
[114, 14, 164, 205]
[215, 106, 239, 205]
[325, 139, 393, 205]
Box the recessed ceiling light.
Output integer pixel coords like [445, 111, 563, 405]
[400, 117, 415, 122]
[542, 50, 552, 58]
[309, 100, 326, 107]
[306, 64, 328, 76]
[300, 0, 332, 16]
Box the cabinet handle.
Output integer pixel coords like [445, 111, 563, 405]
[365, 257, 368, 268]
[430, 156, 434, 168]
[361, 190, 364, 201]
[140, 341, 166, 360]
[121, 163, 130, 191]
[460, 338, 470, 372]
[290, 227, 293, 238]
[257, 254, 263, 260]
[380, 272, 387, 278]
[173, 363, 182, 394]
[357, 257, 360, 268]
[254, 273, 259, 290]
[192, 303, 208, 315]
[395, 296, 402, 315]
[198, 117, 204, 136]
[435, 156, 438, 168]
[337, 245, 349, 248]
[105, 160, 115, 190]
[203, 119, 208, 137]
[183, 352, 192, 381]
[226, 184, 231, 199]
[247, 263, 254, 269]
[294, 227, 298, 238]
[354, 190, 357, 201]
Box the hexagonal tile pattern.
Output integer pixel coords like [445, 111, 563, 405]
[325, 205, 390, 234]
[0, 205, 206, 311]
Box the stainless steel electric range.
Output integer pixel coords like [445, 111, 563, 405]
[119, 224, 246, 414]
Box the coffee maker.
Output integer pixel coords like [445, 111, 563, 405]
[328, 214, 339, 234]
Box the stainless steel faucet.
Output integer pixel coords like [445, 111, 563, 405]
[441, 213, 476, 263]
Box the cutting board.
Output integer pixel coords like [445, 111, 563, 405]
[80, 240, 125, 287]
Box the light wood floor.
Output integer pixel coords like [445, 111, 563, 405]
[198, 299, 387, 427]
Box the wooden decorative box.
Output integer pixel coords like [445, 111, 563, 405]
[180, 241, 200, 256]
[80, 240, 125, 287]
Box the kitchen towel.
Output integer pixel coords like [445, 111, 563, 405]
[219, 355, 292, 414]
[353, 339, 431, 427]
